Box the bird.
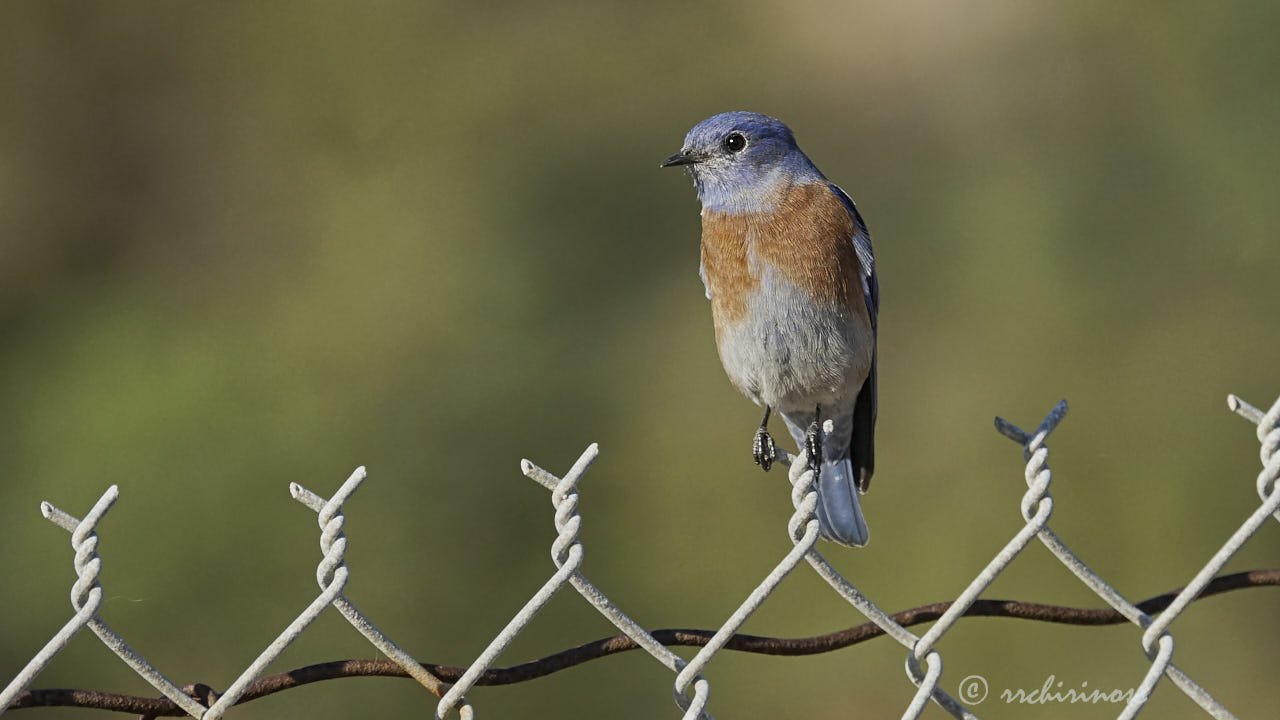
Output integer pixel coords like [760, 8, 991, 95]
[661, 111, 878, 547]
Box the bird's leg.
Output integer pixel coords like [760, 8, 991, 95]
[752, 405, 777, 471]
[805, 405, 823, 476]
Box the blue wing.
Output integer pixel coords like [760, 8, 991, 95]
[828, 183, 878, 492]
[828, 183, 878, 327]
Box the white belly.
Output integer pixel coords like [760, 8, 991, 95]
[714, 266, 873, 414]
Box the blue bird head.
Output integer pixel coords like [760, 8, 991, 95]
[661, 111, 825, 212]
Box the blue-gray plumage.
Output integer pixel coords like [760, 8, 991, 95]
[662, 111, 878, 547]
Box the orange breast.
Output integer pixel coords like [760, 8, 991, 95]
[700, 182, 867, 332]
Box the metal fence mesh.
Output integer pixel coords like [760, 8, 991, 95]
[3, 392, 1277, 719]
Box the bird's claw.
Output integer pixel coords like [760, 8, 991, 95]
[753, 427, 777, 471]
[804, 421, 822, 474]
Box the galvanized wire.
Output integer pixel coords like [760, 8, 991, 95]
[3, 393, 1277, 719]
[1, 486, 208, 718]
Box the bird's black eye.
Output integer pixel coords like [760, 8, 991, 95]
[723, 132, 746, 154]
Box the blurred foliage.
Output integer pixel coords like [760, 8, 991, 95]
[2, 1, 1278, 718]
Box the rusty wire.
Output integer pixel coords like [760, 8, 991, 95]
[4, 568, 1277, 716]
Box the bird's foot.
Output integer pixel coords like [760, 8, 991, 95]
[804, 421, 822, 476]
[752, 427, 777, 471]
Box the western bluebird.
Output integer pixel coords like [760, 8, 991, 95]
[661, 111, 878, 547]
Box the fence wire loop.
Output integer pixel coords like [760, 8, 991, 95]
[4, 393, 1278, 719]
[904, 650, 945, 719]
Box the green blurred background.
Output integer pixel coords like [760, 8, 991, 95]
[2, 1, 1278, 718]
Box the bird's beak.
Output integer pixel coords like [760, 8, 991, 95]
[660, 150, 703, 168]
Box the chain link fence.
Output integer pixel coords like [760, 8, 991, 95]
[3, 392, 1278, 719]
